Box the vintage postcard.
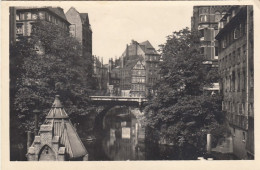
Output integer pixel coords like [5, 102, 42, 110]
[1, 0, 260, 170]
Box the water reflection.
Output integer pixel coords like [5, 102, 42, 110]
[101, 107, 145, 160]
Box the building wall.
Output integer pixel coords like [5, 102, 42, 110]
[65, 7, 83, 43]
[131, 61, 146, 97]
[16, 8, 70, 38]
[192, 6, 231, 61]
[216, 6, 254, 159]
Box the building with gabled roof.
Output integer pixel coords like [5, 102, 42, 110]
[27, 95, 88, 161]
[65, 7, 92, 56]
[110, 40, 160, 97]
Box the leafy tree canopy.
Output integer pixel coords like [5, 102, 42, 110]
[11, 20, 97, 131]
[144, 28, 227, 156]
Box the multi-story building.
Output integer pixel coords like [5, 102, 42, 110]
[117, 40, 160, 97]
[191, 6, 231, 63]
[15, 7, 70, 38]
[131, 61, 146, 97]
[65, 7, 92, 56]
[13, 7, 70, 54]
[215, 6, 254, 159]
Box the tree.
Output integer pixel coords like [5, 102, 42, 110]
[143, 28, 227, 158]
[11, 20, 97, 133]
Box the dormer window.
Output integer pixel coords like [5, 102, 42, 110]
[234, 28, 239, 39]
[222, 39, 226, 48]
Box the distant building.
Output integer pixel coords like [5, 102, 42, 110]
[113, 40, 160, 97]
[131, 61, 146, 97]
[215, 6, 254, 159]
[93, 56, 108, 94]
[27, 95, 88, 161]
[65, 7, 92, 56]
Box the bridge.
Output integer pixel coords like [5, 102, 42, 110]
[89, 96, 148, 106]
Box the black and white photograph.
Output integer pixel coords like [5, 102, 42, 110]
[2, 1, 256, 164]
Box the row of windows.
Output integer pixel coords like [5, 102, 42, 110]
[146, 55, 159, 61]
[131, 92, 145, 98]
[223, 101, 246, 115]
[131, 84, 145, 91]
[132, 70, 145, 76]
[16, 11, 45, 20]
[132, 77, 145, 83]
[16, 11, 69, 30]
[222, 68, 253, 93]
[199, 11, 226, 23]
[224, 102, 254, 116]
[219, 45, 247, 70]
[220, 23, 246, 50]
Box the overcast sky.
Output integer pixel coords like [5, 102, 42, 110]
[61, 2, 193, 64]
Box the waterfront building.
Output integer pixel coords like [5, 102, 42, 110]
[215, 6, 254, 159]
[27, 95, 88, 161]
[131, 61, 146, 97]
[115, 40, 160, 97]
[65, 7, 92, 56]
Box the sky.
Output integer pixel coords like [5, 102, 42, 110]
[61, 2, 193, 64]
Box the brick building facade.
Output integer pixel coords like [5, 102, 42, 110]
[215, 6, 254, 159]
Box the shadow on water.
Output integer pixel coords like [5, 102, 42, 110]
[78, 106, 193, 161]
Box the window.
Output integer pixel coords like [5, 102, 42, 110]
[221, 11, 227, 18]
[20, 13, 25, 20]
[16, 25, 23, 34]
[199, 29, 204, 39]
[200, 15, 207, 22]
[215, 47, 218, 57]
[16, 14, 20, 20]
[32, 13, 37, 20]
[222, 39, 226, 48]
[242, 132, 246, 142]
[234, 28, 240, 39]
[25, 12, 31, 20]
[39, 12, 45, 19]
[215, 11, 221, 22]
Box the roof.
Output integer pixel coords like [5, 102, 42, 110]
[124, 56, 144, 70]
[139, 40, 159, 55]
[46, 95, 69, 119]
[79, 13, 89, 25]
[43, 95, 87, 158]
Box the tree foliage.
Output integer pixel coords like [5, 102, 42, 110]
[143, 28, 227, 157]
[11, 20, 97, 132]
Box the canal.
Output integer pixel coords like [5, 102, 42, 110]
[80, 106, 182, 161]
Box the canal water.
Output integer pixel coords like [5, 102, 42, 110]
[82, 106, 181, 161]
